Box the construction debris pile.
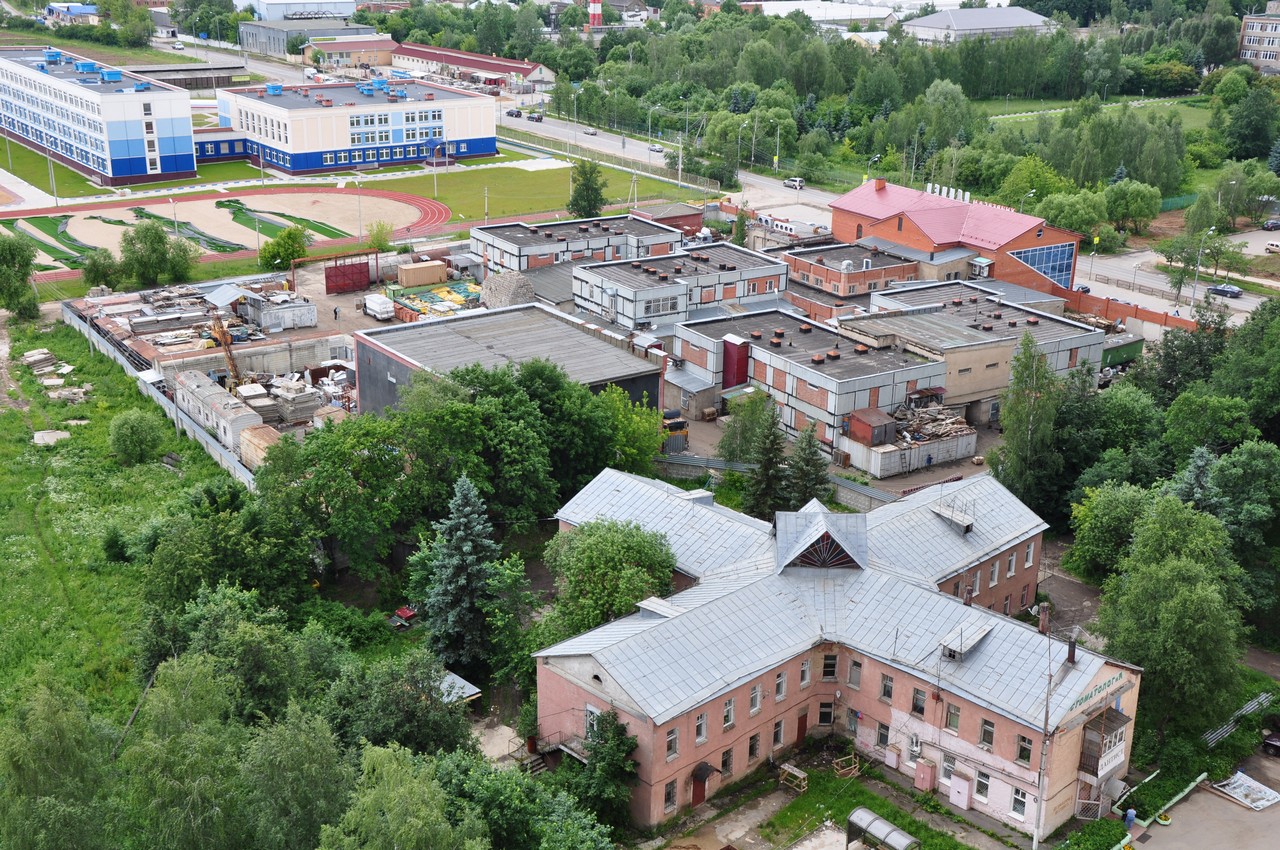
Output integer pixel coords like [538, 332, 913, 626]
[272, 379, 324, 423]
[893, 406, 975, 444]
[23, 349, 91, 402]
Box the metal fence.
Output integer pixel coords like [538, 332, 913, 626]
[1160, 193, 1198, 212]
[497, 126, 720, 197]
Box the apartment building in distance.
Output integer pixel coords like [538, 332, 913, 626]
[1239, 1, 1280, 74]
[0, 46, 195, 186]
[537, 469, 1139, 836]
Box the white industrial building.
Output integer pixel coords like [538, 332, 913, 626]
[251, 0, 358, 22]
[173, 370, 263, 455]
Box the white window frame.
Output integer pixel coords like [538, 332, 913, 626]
[772, 719, 785, 748]
[1025, 540, 1035, 568]
[1012, 787, 1027, 818]
[946, 703, 960, 732]
[1017, 735, 1033, 765]
[990, 562, 998, 586]
[876, 722, 890, 748]
[848, 658, 862, 689]
[723, 697, 735, 730]
[822, 654, 838, 680]
[775, 671, 787, 701]
[666, 727, 679, 760]
[750, 684, 761, 715]
[1007, 552, 1017, 577]
[664, 779, 677, 812]
[975, 770, 991, 800]
[911, 688, 927, 716]
[980, 719, 995, 749]
[695, 712, 707, 744]
[942, 754, 956, 782]
[880, 673, 894, 702]
[800, 659, 811, 688]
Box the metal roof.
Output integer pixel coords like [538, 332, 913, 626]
[556, 468, 774, 580]
[864, 473, 1048, 587]
[907, 7, 1053, 32]
[356, 304, 660, 387]
[224, 78, 476, 111]
[831, 183, 1046, 251]
[393, 42, 545, 77]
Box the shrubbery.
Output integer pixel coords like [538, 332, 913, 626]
[1056, 817, 1127, 850]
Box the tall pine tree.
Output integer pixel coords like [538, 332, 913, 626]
[743, 403, 789, 520]
[786, 423, 832, 509]
[990, 333, 1063, 517]
[407, 474, 501, 670]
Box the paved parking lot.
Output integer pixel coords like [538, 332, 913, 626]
[1139, 751, 1280, 850]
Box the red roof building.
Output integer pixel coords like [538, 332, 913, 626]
[391, 43, 556, 91]
[829, 179, 1081, 293]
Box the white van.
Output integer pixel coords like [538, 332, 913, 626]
[362, 293, 396, 321]
[1266, 241, 1280, 254]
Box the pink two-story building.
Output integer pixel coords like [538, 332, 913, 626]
[535, 472, 1139, 839]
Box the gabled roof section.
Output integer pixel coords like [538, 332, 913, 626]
[775, 504, 867, 571]
[393, 42, 544, 77]
[556, 468, 774, 580]
[830, 182, 1042, 251]
[865, 473, 1047, 587]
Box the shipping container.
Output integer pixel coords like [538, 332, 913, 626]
[397, 260, 448, 288]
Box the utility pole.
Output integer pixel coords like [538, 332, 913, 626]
[775, 124, 781, 174]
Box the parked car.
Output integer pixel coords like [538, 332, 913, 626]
[505, 108, 522, 117]
[171, 41, 184, 50]
[1264, 729, 1280, 757]
[527, 112, 543, 122]
[583, 126, 598, 136]
[1207, 283, 1243, 298]
[782, 177, 805, 190]
[1268, 241, 1280, 254]
[1076, 285, 1091, 294]
[648, 143, 664, 153]
[1263, 219, 1280, 231]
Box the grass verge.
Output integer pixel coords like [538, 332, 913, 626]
[0, 321, 227, 723]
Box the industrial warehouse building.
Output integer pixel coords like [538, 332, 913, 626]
[536, 469, 1139, 834]
[353, 303, 666, 413]
[211, 78, 495, 173]
[0, 46, 195, 186]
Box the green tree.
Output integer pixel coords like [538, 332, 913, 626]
[1226, 87, 1279, 161]
[1064, 483, 1155, 581]
[568, 159, 607, 218]
[319, 744, 489, 850]
[109, 408, 164, 466]
[733, 208, 749, 246]
[717, 390, 773, 463]
[542, 519, 675, 639]
[994, 155, 1072, 208]
[120, 220, 185, 289]
[0, 232, 38, 320]
[1127, 300, 1229, 407]
[1163, 388, 1260, 461]
[786, 422, 832, 509]
[742, 402, 789, 520]
[1211, 299, 1280, 440]
[1099, 552, 1244, 742]
[593, 385, 663, 475]
[990, 333, 1062, 516]
[568, 710, 638, 832]
[81, 248, 120, 291]
[259, 224, 310, 271]
[407, 474, 500, 671]
[241, 705, 354, 850]
[324, 645, 476, 755]
[366, 220, 393, 253]
[1104, 178, 1161, 234]
[0, 671, 115, 850]
[1034, 191, 1106, 236]
[1269, 136, 1280, 175]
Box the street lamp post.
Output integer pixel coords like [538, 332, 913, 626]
[572, 90, 580, 151]
[1217, 179, 1237, 210]
[1190, 226, 1215, 304]
[1019, 189, 1036, 213]
[169, 198, 178, 236]
[1132, 262, 1141, 288]
[355, 177, 363, 244]
[737, 122, 748, 170]
[647, 104, 659, 143]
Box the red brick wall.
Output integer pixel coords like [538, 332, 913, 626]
[936, 533, 1043, 613]
[794, 380, 829, 410]
[682, 343, 709, 369]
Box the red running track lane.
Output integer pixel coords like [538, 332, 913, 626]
[25, 187, 451, 284]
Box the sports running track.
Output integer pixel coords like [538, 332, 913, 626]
[12, 187, 452, 285]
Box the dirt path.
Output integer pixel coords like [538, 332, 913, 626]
[0, 310, 30, 411]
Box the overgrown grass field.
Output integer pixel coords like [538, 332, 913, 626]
[0, 321, 227, 722]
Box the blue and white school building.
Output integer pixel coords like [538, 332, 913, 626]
[0, 47, 195, 187]
[208, 78, 496, 174]
[0, 46, 498, 187]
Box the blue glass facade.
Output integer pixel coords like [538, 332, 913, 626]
[1008, 242, 1077, 289]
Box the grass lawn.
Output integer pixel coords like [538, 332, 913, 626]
[0, 321, 227, 723]
[0, 136, 109, 198]
[133, 160, 269, 191]
[379, 163, 676, 221]
[759, 768, 976, 850]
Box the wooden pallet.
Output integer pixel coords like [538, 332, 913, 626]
[780, 762, 809, 793]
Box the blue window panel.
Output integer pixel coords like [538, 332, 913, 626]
[1009, 242, 1076, 289]
[219, 114, 232, 128]
[108, 138, 133, 159]
[392, 129, 403, 144]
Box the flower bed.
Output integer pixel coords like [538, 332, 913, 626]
[1114, 769, 1208, 825]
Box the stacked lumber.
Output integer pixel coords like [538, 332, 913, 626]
[895, 406, 974, 442]
[271, 380, 323, 424]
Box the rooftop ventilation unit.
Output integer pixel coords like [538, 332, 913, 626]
[854, 344, 869, 355]
[811, 354, 825, 365]
[749, 330, 763, 339]
[798, 324, 813, 333]
[827, 349, 841, 360]
[768, 337, 782, 347]
[1026, 317, 1040, 325]
[773, 328, 785, 338]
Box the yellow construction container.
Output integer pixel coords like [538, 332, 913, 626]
[397, 260, 448, 287]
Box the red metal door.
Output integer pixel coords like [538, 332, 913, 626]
[692, 776, 706, 807]
[796, 711, 808, 746]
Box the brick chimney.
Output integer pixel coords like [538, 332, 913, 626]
[1038, 601, 1051, 635]
[874, 177, 886, 191]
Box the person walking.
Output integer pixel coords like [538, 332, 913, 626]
[333, 306, 339, 321]
[1123, 806, 1136, 832]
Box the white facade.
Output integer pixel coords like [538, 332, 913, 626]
[215, 79, 496, 172]
[253, 0, 358, 22]
[0, 47, 194, 185]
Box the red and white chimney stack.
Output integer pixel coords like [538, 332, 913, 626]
[588, 0, 603, 27]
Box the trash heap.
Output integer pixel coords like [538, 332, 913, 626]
[894, 406, 974, 443]
[22, 349, 91, 402]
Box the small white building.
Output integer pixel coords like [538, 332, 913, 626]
[902, 8, 1056, 45]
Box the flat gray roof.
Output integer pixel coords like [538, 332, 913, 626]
[359, 304, 661, 385]
[858, 236, 976, 265]
[477, 215, 680, 248]
[241, 19, 375, 32]
[885, 280, 1063, 308]
[520, 263, 577, 304]
[0, 47, 179, 91]
[684, 310, 932, 380]
[786, 242, 913, 272]
[632, 202, 703, 220]
[225, 78, 475, 110]
[588, 243, 782, 292]
[848, 301, 1091, 348]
